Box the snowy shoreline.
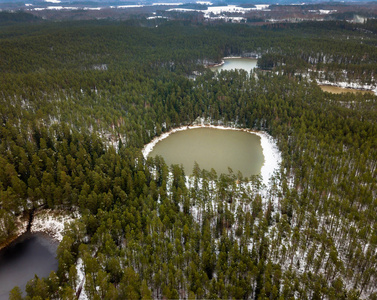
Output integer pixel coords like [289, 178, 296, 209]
[142, 124, 281, 187]
[31, 209, 78, 242]
[207, 56, 257, 68]
[317, 80, 377, 95]
[0, 210, 77, 251]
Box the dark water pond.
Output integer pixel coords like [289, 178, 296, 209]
[0, 232, 58, 299]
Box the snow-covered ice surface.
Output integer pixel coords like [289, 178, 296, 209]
[142, 124, 281, 188]
[31, 209, 78, 242]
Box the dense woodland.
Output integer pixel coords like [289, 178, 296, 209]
[1, 14, 377, 299]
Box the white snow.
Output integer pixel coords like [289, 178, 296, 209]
[142, 124, 281, 188]
[204, 5, 254, 16]
[319, 9, 337, 14]
[31, 209, 78, 242]
[167, 8, 196, 12]
[208, 16, 247, 22]
[32, 6, 102, 11]
[147, 16, 168, 19]
[152, 2, 183, 5]
[33, 6, 76, 10]
[196, 1, 213, 5]
[1, 210, 78, 251]
[76, 258, 88, 300]
[166, 5, 269, 19]
[254, 4, 270, 10]
[254, 131, 282, 187]
[113, 5, 144, 8]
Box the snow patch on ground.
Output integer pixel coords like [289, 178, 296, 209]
[167, 4, 270, 20]
[111, 5, 144, 9]
[32, 6, 102, 11]
[319, 9, 337, 14]
[153, 2, 183, 5]
[207, 16, 247, 22]
[31, 210, 78, 242]
[147, 16, 168, 19]
[76, 258, 88, 300]
[254, 4, 270, 10]
[167, 8, 196, 12]
[254, 131, 282, 187]
[196, 1, 213, 5]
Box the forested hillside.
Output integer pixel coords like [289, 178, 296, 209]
[1, 18, 377, 299]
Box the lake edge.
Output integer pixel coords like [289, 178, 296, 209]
[319, 84, 375, 95]
[0, 232, 59, 300]
[207, 56, 258, 69]
[317, 80, 377, 95]
[142, 124, 281, 186]
[0, 214, 29, 252]
[0, 209, 77, 252]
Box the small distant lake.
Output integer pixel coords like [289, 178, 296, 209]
[0, 233, 58, 300]
[210, 58, 258, 73]
[148, 127, 264, 177]
[319, 85, 373, 95]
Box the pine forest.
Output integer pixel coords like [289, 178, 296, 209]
[0, 14, 377, 299]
